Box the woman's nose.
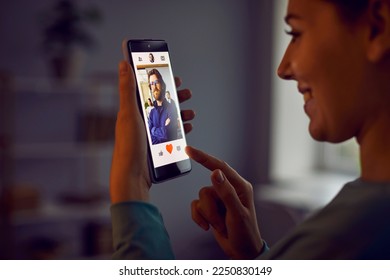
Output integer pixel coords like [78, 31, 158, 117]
[277, 48, 294, 80]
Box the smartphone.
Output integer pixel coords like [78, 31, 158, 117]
[122, 39, 191, 183]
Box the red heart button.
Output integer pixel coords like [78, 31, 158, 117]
[166, 144, 173, 154]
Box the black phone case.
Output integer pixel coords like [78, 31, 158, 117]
[122, 39, 191, 183]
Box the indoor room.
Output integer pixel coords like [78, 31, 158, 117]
[0, 0, 359, 259]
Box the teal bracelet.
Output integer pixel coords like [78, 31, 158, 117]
[259, 240, 269, 255]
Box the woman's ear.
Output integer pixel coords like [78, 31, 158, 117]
[367, 0, 390, 62]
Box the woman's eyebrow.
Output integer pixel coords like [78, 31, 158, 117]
[284, 13, 302, 24]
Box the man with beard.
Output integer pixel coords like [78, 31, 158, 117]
[147, 68, 178, 144]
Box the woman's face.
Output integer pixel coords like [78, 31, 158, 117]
[278, 0, 374, 143]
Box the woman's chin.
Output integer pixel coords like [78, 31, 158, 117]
[309, 123, 352, 144]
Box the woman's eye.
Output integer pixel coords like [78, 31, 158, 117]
[285, 29, 301, 43]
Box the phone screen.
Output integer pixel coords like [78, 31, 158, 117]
[131, 51, 189, 168]
[124, 40, 191, 182]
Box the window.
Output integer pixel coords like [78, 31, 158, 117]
[319, 140, 360, 175]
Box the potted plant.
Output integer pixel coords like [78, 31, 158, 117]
[40, 0, 102, 82]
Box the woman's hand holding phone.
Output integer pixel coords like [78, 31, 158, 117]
[110, 61, 194, 204]
[110, 57, 260, 260]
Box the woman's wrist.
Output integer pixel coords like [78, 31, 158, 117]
[110, 175, 151, 204]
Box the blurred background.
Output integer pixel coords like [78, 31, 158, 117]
[0, 0, 359, 259]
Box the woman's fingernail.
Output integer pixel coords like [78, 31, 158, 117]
[215, 170, 225, 184]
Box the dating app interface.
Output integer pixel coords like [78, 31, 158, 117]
[131, 51, 189, 168]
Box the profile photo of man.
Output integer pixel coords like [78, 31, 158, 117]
[147, 69, 178, 144]
[149, 53, 154, 63]
[165, 91, 174, 105]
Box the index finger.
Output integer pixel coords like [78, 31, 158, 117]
[185, 146, 247, 190]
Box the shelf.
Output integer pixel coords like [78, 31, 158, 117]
[9, 76, 117, 96]
[2, 75, 118, 259]
[10, 200, 111, 227]
[11, 142, 113, 159]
